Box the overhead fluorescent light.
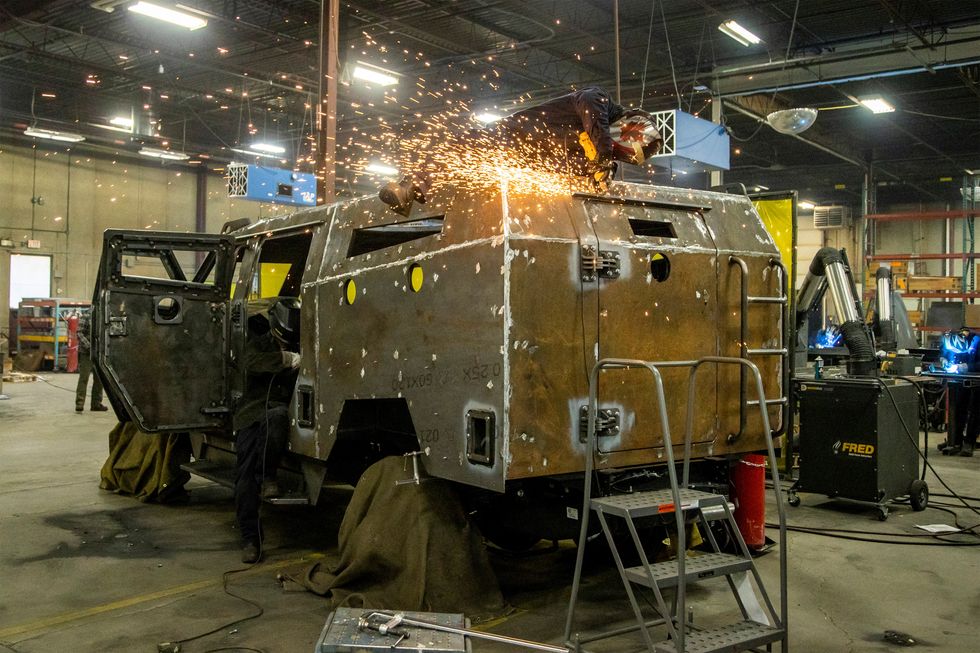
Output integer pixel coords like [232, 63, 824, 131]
[128, 2, 207, 30]
[109, 116, 134, 129]
[139, 147, 189, 160]
[798, 201, 815, 210]
[24, 127, 85, 142]
[718, 20, 762, 47]
[352, 63, 399, 87]
[230, 148, 286, 160]
[249, 142, 286, 155]
[366, 162, 399, 176]
[473, 112, 502, 124]
[859, 97, 895, 114]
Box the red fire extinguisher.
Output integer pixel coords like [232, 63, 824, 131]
[66, 313, 79, 373]
[731, 454, 767, 550]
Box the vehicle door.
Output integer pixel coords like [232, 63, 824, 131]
[92, 230, 236, 433]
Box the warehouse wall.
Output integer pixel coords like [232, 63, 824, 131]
[0, 140, 295, 333]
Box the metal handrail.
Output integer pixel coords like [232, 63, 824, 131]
[564, 356, 788, 653]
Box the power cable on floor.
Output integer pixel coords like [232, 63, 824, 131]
[35, 376, 78, 394]
[160, 567, 266, 653]
[0, 641, 22, 653]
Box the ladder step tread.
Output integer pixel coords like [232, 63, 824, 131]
[624, 552, 752, 588]
[591, 488, 722, 517]
[654, 621, 784, 653]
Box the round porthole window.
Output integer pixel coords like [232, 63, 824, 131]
[650, 253, 670, 282]
[409, 264, 424, 293]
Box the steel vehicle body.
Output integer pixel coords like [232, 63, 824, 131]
[93, 180, 785, 537]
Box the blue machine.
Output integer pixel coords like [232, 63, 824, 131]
[649, 109, 730, 173]
[227, 164, 316, 206]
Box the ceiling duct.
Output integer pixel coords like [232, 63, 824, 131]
[90, 0, 128, 12]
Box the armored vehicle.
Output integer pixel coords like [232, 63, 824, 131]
[93, 179, 786, 544]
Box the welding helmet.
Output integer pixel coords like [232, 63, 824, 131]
[268, 297, 301, 347]
[609, 113, 663, 165]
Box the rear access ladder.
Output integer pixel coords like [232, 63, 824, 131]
[563, 356, 789, 653]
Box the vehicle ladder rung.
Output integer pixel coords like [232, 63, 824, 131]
[746, 348, 787, 356]
[654, 621, 785, 653]
[590, 489, 723, 518]
[624, 552, 751, 589]
[747, 296, 787, 305]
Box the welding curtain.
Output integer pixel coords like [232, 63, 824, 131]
[753, 197, 795, 289]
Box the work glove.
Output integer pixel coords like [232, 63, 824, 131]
[589, 159, 617, 191]
[282, 351, 301, 370]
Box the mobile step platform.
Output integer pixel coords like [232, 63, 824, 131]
[564, 357, 789, 653]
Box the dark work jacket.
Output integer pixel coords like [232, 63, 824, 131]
[234, 330, 297, 432]
[498, 87, 627, 164]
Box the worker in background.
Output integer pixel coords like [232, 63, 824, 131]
[938, 326, 980, 456]
[235, 298, 301, 564]
[74, 309, 108, 413]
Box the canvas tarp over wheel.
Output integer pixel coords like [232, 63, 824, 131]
[283, 456, 506, 620]
[99, 422, 191, 503]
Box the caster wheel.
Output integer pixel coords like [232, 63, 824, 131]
[788, 494, 801, 507]
[877, 507, 889, 521]
[909, 479, 929, 511]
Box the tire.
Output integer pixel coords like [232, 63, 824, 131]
[909, 479, 929, 511]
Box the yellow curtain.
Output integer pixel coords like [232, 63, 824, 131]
[753, 198, 794, 285]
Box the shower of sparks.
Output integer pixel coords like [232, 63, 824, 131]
[286, 26, 602, 200]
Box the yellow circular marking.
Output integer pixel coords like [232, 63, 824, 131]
[409, 264, 424, 292]
[344, 279, 357, 305]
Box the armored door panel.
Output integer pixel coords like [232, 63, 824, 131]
[506, 232, 599, 479]
[580, 197, 722, 463]
[94, 230, 236, 432]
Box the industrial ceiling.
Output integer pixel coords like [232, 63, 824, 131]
[2, 0, 978, 207]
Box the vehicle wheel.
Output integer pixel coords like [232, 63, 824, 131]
[788, 493, 801, 507]
[909, 479, 929, 511]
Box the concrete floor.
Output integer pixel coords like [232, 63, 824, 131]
[1, 375, 978, 653]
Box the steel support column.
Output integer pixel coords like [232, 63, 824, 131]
[316, 0, 339, 204]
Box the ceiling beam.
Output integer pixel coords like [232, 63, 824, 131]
[710, 25, 980, 97]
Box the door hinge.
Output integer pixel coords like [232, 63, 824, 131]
[581, 245, 621, 282]
[108, 316, 128, 337]
[579, 406, 621, 443]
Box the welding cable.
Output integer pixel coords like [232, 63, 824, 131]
[876, 378, 980, 519]
[36, 376, 79, 394]
[164, 568, 266, 650]
[258, 369, 280, 562]
[896, 375, 931, 480]
[768, 524, 980, 546]
[203, 648, 265, 653]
